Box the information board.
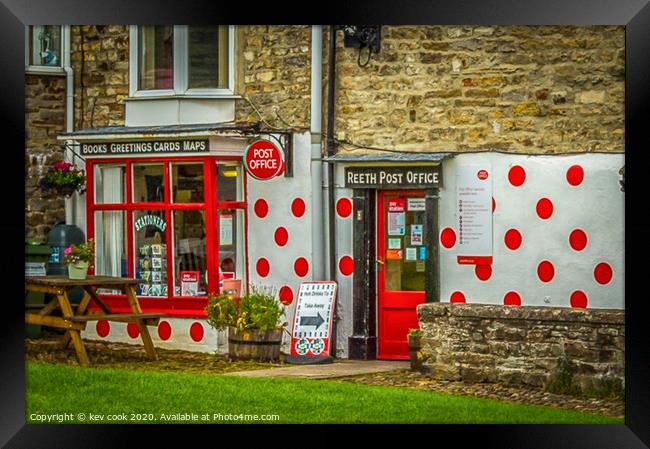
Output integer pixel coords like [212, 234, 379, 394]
[287, 281, 337, 363]
[456, 164, 493, 265]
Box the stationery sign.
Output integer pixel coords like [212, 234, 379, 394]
[287, 281, 337, 364]
[456, 164, 493, 265]
[243, 139, 285, 180]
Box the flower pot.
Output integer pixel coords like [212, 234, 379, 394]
[67, 261, 89, 280]
[56, 185, 78, 197]
[227, 326, 283, 362]
[408, 335, 422, 371]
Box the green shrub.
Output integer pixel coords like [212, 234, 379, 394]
[544, 354, 581, 396]
[206, 285, 285, 332]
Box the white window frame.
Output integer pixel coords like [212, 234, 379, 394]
[129, 25, 236, 98]
[25, 25, 70, 75]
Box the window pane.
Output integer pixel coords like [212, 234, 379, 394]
[188, 26, 229, 89]
[218, 209, 245, 289]
[173, 210, 207, 297]
[94, 164, 126, 203]
[132, 163, 164, 203]
[172, 163, 204, 203]
[134, 210, 168, 297]
[30, 26, 61, 66]
[216, 162, 242, 201]
[94, 211, 127, 277]
[138, 26, 174, 90]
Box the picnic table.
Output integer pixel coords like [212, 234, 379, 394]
[25, 276, 162, 366]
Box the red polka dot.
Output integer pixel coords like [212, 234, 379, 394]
[254, 199, 268, 218]
[256, 258, 270, 277]
[504, 229, 522, 250]
[274, 227, 289, 246]
[536, 198, 554, 220]
[294, 257, 309, 277]
[96, 320, 110, 338]
[475, 264, 492, 281]
[278, 286, 294, 305]
[157, 321, 172, 341]
[569, 229, 588, 251]
[504, 291, 522, 306]
[537, 260, 555, 282]
[189, 322, 204, 342]
[440, 227, 456, 249]
[570, 290, 588, 308]
[450, 291, 466, 303]
[291, 198, 306, 218]
[336, 198, 353, 218]
[566, 165, 584, 186]
[338, 256, 354, 276]
[508, 165, 526, 187]
[594, 262, 613, 285]
[492, 197, 496, 213]
[126, 322, 140, 339]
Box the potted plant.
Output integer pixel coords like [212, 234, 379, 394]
[206, 285, 287, 362]
[63, 239, 95, 280]
[38, 161, 86, 197]
[407, 328, 423, 371]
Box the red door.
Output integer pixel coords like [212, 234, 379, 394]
[377, 190, 427, 360]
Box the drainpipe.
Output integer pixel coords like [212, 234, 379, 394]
[310, 26, 325, 281]
[325, 25, 338, 355]
[62, 26, 78, 230]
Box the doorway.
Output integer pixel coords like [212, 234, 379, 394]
[376, 190, 427, 360]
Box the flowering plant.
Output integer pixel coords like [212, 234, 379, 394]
[38, 161, 86, 196]
[63, 239, 95, 267]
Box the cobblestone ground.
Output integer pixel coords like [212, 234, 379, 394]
[334, 370, 624, 418]
[25, 334, 285, 374]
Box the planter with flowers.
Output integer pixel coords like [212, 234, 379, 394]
[206, 285, 287, 361]
[63, 239, 95, 280]
[38, 161, 86, 197]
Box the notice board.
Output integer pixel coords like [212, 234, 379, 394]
[456, 165, 493, 265]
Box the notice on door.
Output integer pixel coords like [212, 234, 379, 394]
[388, 212, 405, 235]
[456, 165, 493, 265]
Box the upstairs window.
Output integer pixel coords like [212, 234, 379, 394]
[131, 25, 234, 97]
[25, 25, 69, 73]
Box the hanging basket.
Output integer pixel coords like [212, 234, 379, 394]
[67, 261, 90, 280]
[55, 185, 79, 197]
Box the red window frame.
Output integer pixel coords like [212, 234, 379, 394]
[86, 155, 248, 317]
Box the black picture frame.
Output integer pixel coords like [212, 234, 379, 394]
[4, 0, 649, 447]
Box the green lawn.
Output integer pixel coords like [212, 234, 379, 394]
[25, 362, 622, 424]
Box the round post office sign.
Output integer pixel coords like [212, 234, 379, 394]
[243, 139, 285, 180]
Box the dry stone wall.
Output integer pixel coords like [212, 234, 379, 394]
[417, 303, 624, 390]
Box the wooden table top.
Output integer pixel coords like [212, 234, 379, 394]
[25, 275, 140, 287]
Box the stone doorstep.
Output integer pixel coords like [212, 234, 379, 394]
[223, 360, 410, 379]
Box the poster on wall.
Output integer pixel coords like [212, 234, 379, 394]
[219, 214, 233, 246]
[456, 165, 493, 265]
[286, 281, 337, 365]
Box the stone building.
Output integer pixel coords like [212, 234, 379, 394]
[25, 26, 624, 386]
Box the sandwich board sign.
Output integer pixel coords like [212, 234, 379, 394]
[286, 281, 337, 364]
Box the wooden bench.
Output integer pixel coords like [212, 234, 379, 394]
[25, 276, 164, 365]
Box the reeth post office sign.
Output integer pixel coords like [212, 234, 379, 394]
[80, 139, 209, 156]
[345, 165, 442, 189]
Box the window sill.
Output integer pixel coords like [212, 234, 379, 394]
[26, 66, 66, 76]
[126, 93, 241, 101]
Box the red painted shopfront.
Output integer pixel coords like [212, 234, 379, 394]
[85, 155, 248, 317]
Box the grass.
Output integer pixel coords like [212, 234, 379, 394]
[25, 362, 622, 424]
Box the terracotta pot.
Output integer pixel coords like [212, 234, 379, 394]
[67, 261, 89, 280]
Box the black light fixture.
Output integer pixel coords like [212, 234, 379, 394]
[342, 26, 381, 67]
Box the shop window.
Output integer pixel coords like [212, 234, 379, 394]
[26, 25, 62, 68]
[218, 209, 245, 283]
[173, 210, 207, 296]
[138, 26, 174, 90]
[132, 163, 164, 203]
[130, 25, 235, 97]
[134, 210, 168, 297]
[94, 211, 127, 277]
[217, 162, 243, 202]
[172, 163, 204, 203]
[94, 165, 126, 204]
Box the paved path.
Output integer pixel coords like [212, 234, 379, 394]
[223, 360, 410, 379]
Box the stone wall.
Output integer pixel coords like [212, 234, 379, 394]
[71, 25, 129, 128]
[331, 25, 624, 154]
[417, 303, 624, 390]
[25, 74, 67, 241]
[234, 25, 312, 130]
